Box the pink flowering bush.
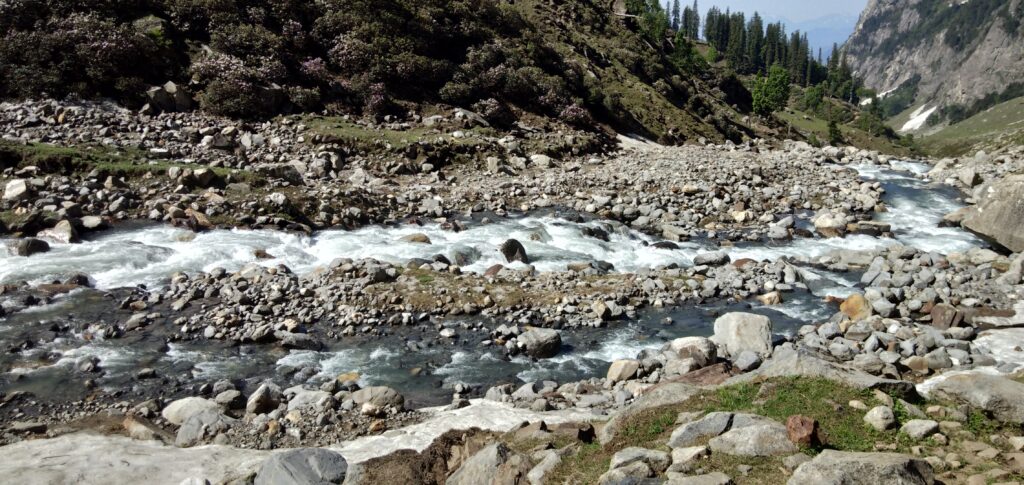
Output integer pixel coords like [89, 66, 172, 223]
[0, 12, 169, 101]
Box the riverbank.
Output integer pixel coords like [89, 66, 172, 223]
[2, 100, 1024, 483]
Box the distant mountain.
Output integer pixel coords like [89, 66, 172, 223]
[788, 14, 860, 58]
[844, 0, 1024, 127]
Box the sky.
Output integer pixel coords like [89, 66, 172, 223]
[665, 0, 871, 56]
[689, 0, 868, 23]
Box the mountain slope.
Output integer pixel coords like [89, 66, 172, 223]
[844, 0, 1024, 128]
[0, 0, 755, 144]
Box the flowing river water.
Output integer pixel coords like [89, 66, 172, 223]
[0, 161, 989, 407]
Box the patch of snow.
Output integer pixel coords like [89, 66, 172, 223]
[900, 105, 937, 132]
[859, 86, 899, 106]
[331, 399, 602, 463]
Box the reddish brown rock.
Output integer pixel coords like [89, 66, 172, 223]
[786, 415, 823, 447]
[840, 294, 872, 321]
[930, 303, 963, 330]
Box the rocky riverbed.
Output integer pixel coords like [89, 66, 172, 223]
[1, 100, 1024, 484]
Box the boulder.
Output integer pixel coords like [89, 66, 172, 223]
[500, 239, 529, 264]
[712, 313, 773, 359]
[14, 237, 50, 256]
[446, 442, 531, 485]
[161, 397, 220, 426]
[518, 328, 562, 358]
[693, 251, 729, 266]
[786, 415, 822, 447]
[351, 386, 405, 412]
[926, 373, 1024, 424]
[788, 450, 934, 484]
[37, 220, 79, 243]
[609, 447, 671, 473]
[2, 179, 30, 201]
[725, 347, 914, 397]
[599, 383, 700, 444]
[962, 174, 1024, 252]
[247, 382, 283, 414]
[400, 233, 432, 244]
[708, 423, 798, 457]
[812, 211, 847, 238]
[668, 337, 717, 368]
[597, 461, 652, 485]
[899, 420, 939, 440]
[255, 448, 348, 485]
[668, 472, 733, 485]
[840, 294, 872, 321]
[863, 406, 895, 431]
[668, 412, 733, 449]
[174, 409, 234, 447]
[146, 81, 193, 113]
[606, 359, 641, 383]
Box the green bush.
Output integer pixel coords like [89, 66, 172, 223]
[751, 65, 790, 117]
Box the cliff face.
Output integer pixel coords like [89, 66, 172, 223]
[844, 0, 1024, 112]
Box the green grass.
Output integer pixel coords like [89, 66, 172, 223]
[922, 96, 1024, 156]
[529, 376, 1024, 484]
[0, 140, 259, 183]
[303, 116, 493, 151]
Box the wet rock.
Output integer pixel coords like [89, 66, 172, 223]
[712, 313, 772, 359]
[14, 238, 50, 256]
[254, 448, 347, 485]
[693, 251, 729, 266]
[37, 220, 79, 243]
[517, 328, 562, 358]
[500, 239, 529, 264]
[400, 233, 431, 244]
[812, 211, 847, 238]
[788, 450, 934, 484]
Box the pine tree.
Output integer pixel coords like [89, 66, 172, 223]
[671, 0, 681, 31]
[745, 12, 765, 74]
[690, 0, 700, 40]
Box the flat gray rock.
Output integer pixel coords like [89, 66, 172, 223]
[726, 347, 915, 397]
[926, 373, 1024, 424]
[255, 448, 348, 485]
[708, 423, 798, 457]
[788, 450, 934, 484]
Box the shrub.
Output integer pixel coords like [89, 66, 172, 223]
[751, 64, 790, 117]
[0, 13, 167, 103]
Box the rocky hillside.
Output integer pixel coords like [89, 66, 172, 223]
[0, 0, 754, 145]
[844, 0, 1024, 128]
